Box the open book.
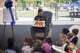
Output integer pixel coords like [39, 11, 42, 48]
[33, 21, 45, 27]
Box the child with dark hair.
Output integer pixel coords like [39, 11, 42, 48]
[5, 37, 19, 53]
[55, 28, 69, 53]
[7, 38, 14, 48]
[62, 28, 70, 35]
[64, 29, 79, 52]
[72, 29, 79, 35]
[70, 29, 79, 45]
[22, 38, 34, 53]
[41, 37, 52, 53]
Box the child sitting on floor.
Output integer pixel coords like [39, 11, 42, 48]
[52, 42, 80, 53]
[22, 38, 34, 53]
[66, 42, 80, 53]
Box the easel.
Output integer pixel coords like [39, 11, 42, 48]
[3, 22, 14, 38]
[3, 0, 15, 38]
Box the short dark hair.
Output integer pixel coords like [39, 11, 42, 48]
[38, 9, 43, 12]
[7, 38, 14, 47]
[62, 28, 69, 35]
[72, 29, 79, 35]
[45, 37, 52, 44]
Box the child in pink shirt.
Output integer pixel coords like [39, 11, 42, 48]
[41, 37, 52, 53]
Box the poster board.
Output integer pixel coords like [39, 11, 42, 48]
[3, 8, 15, 23]
[0, 0, 15, 23]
